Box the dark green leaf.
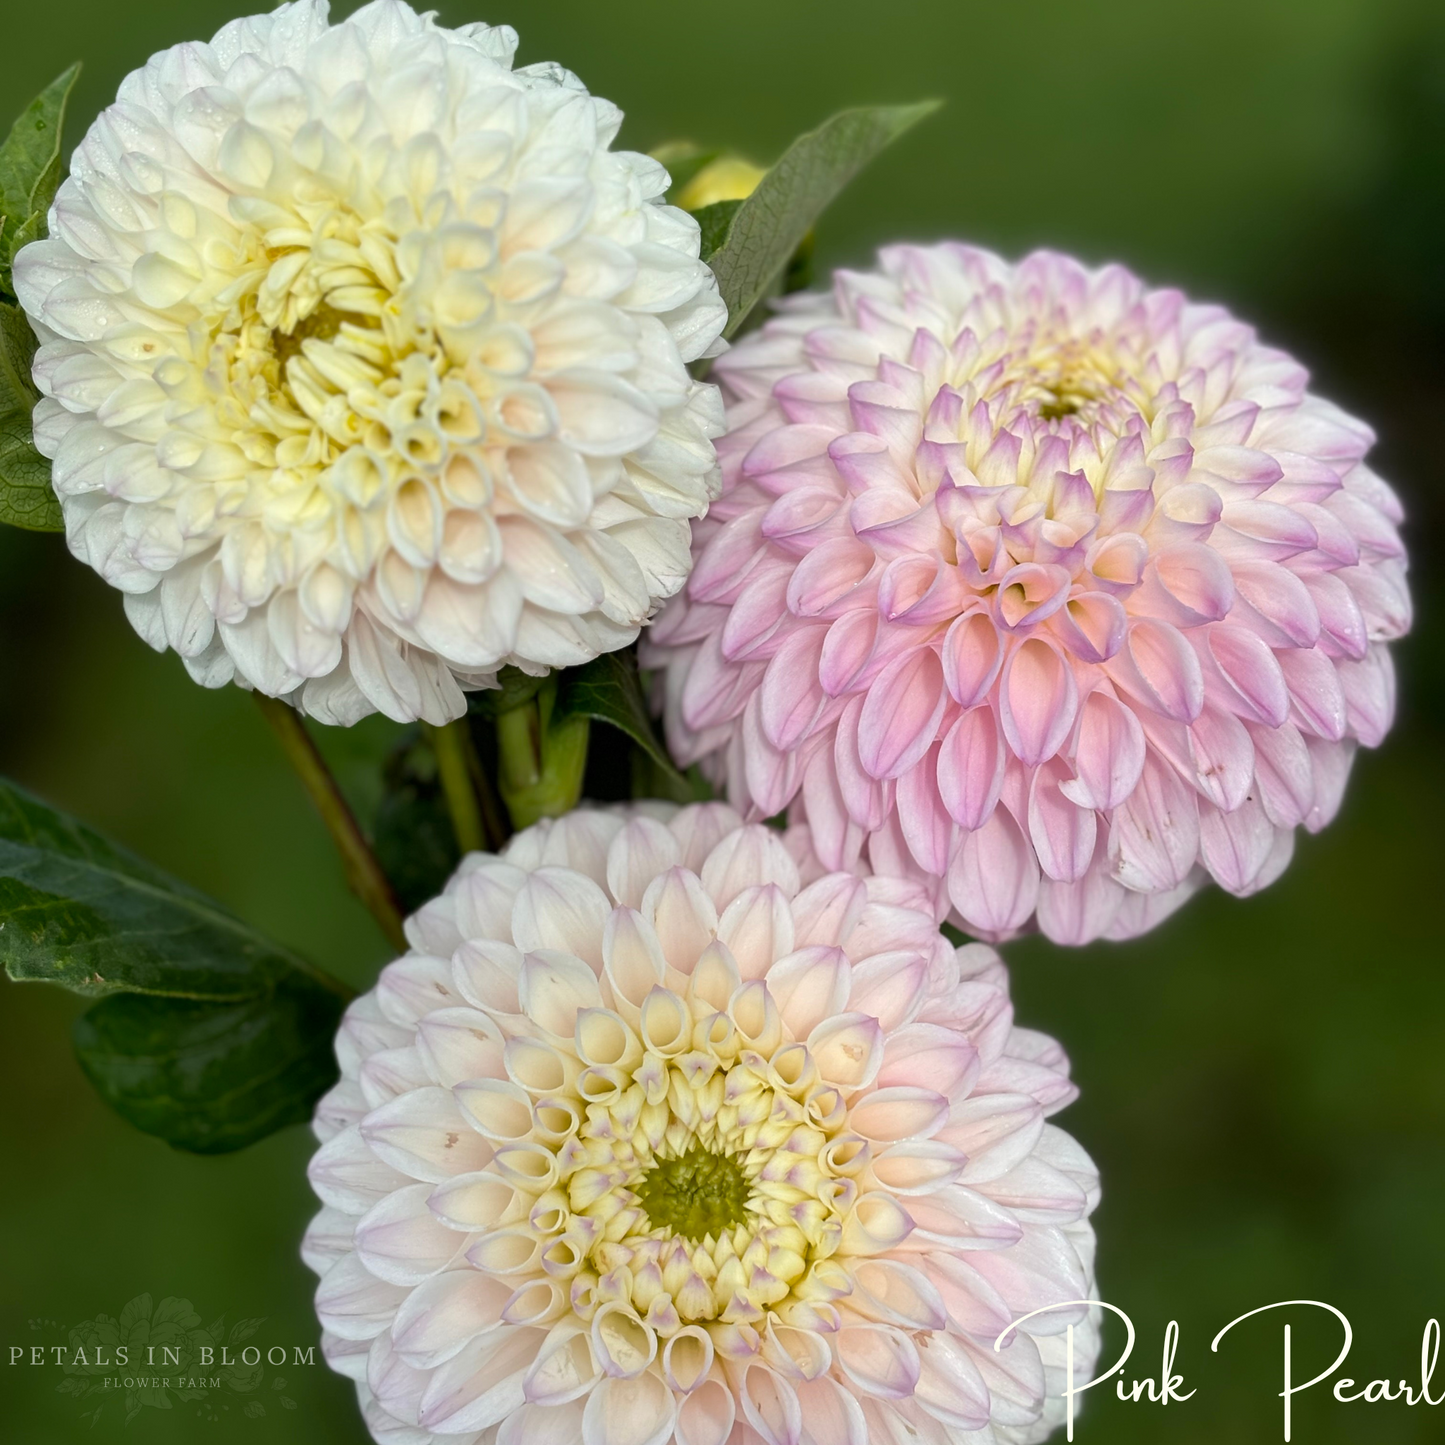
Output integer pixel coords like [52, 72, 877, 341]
[0, 408, 59, 530]
[467, 664, 547, 719]
[0, 63, 80, 297]
[0, 777, 341, 1000]
[372, 728, 461, 913]
[695, 199, 743, 263]
[708, 100, 941, 338]
[0, 290, 61, 532]
[73, 978, 345, 1153]
[0, 298, 37, 408]
[553, 648, 683, 782]
[0, 777, 352, 1153]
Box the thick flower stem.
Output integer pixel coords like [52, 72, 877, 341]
[254, 693, 408, 952]
[494, 677, 590, 831]
[424, 717, 503, 855]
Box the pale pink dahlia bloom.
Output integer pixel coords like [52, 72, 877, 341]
[643, 245, 1410, 943]
[305, 803, 1100, 1445]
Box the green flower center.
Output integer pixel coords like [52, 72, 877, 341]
[634, 1145, 753, 1243]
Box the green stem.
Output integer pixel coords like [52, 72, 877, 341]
[424, 718, 488, 855]
[494, 677, 590, 830]
[253, 693, 408, 952]
[465, 723, 510, 852]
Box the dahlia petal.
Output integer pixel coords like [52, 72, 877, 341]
[418, 1326, 544, 1433]
[1231, 560, 1321, 648]
[1199, 795, 1278, 894]
[947, 809, 1040, 938]
[767, 946, 852, 1039]
[310, 1125, 412, 1213]
[850, 1087, 951, 1144]
[846, 950, 930, 1033]
[1202, 621, 1291, 727]
[1279, 644, 1347, 741]
[701, 824, 801, 910]
[354, 1181, 469, 1285]
[940, 609, 1005, 707]
[736, 1361, 804, 1445]
[876, 1024, 980, 1099]
[1112, 618, 1204, 724]
[361, 1087, 493, 1182]
[869, 1140, 968, 1195]
[1109, 752, 1200, 892]
[836, 1325, 921, 1401]
[640, 866, 719, 974]
[1027, 759, 1098, 883]
[302, 1206, 356, 1277]
[605, 816, 683, 910]
[499, 1399, 588, 1445]
[1000, 637, 1077, 766]
[807, 1013, 885, 1088]
[415, 1008, 506, 1089]
[517, 951, 605, 1036]
[1065, 689, 1145, 812]
[676, 1379, 737, 1445]
[786, 538, 876, 617]
[936, 706, 1005, 830]
[316, 1253, 410, 1342]
[581, 1371, 676, 1445]
[1305, 738, 1357, 832]
[794, 1375, 867, 1445]
[1186, 705, 1256, 812]
[717, 884, 795, 980]
[1337, 645, 1396, 747]
[858, 650, 949, 780]
[966, 1225, 1091, 1321]
[895, 744, 954, 875]
[760, 628, 831, 749]
[391, 1270, 514, 1369]
[911, 1332, 992, 1431]
[980, 1156, 1089, 1224]
[1035, 854, 1126, 945]
[667, 801, 747, 871]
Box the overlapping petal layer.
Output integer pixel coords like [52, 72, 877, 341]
[16, 0, 726, 723]
[305, 804, 1100, 1444]
[643, 244, 1409, 942]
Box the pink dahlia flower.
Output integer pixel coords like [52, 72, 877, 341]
[643, 245, 1410, 943]
[305, 803, 1100, 1445]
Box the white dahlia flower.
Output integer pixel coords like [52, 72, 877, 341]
[643, 245, 1410, 944]
[305, 804, 1101, 1445]
[16, 0, 726, 724]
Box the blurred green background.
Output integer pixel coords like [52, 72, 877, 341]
[2, 0, 1444, 1440]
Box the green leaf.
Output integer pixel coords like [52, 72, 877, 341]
[553, 648, 683, 782]
[708, 100, 941, 338]
[0, 298, 37, 406]
[0, 63, 80, 297]
[0, 407, 59, 530]
[73, 981, 345, 1153]
[0, 777, 352, 1152]
[694, 199, 743, 263]
[372, 728, 461, 913]
[0, 777, 341, 1000]
[0, 286, 61, 532]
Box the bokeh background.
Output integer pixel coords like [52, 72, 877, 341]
[2, 0, 1444, 1439]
